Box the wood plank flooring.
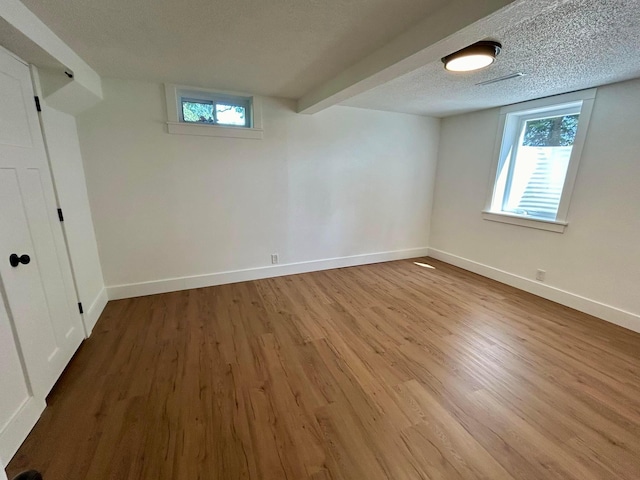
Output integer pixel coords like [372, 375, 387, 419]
[7, 258, 640, 479]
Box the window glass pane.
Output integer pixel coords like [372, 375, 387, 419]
[503, 114, 580, 220]
[523, 114, 579, 147]
[182, 100, 214, 123]
[216, 104, 246, 126]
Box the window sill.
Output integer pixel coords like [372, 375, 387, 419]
[482, 211, 567, 233]
[166, 122, 263, 139]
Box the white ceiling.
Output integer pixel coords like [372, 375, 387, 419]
[15, 0, 640, 117]
[19, 0, 448, 98]
[342, 0, 640, 117]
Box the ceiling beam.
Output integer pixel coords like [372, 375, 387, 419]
[0, 0, 103, 114]
[297, 0, 559, 114]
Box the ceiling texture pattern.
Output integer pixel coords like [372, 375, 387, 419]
[17, 0, 640, 117]
[342, 0, 640, 116]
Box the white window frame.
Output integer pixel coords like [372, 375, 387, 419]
[483, 89, 597, 233]
[164, 84, 263, 139]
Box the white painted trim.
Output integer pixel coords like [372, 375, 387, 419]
[107, 247, 430, 300]
[428, 248, 640, 334]
[164, 83, 263, 139]
[555, 95, 595, 221]
[1, 460, 8, 480]
[166, 122, 264, 139]
[484, 87, 598, 229]
[0, 396, 46, 466]
[0, 44, 27, 66]
[499, 88, 597, 114]
[82, 287, 108, 336]
[481, 211, 567, 233]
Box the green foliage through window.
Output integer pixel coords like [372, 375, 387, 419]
[523, 114, 579, 147]
[182, 99, 248, 126]
[182, 101, 214, 123]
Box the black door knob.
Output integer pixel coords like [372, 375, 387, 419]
[12, 471, 43, 480]
[9, 253, 31, 267]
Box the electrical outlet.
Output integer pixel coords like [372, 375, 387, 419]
[271, 253, 279, 265]
[536, 269, 546, 282]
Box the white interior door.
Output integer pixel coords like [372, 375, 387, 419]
[0, 48, 85, 462]
[0, 294, 45, 466]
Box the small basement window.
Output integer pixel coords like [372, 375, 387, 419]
[165, 84, 263, 139]
[483, 89, 596, 233]
[181, 96, 250, 127]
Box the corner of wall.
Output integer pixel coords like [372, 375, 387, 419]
[83, 287, 108, 335]
[428, 248, 640, 334]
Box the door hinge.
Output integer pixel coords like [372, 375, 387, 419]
[78, 302, 84, 314]
[57, 208, 64, 222]
[34, 96, 42, 112]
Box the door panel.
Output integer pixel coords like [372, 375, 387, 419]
[23, 167, 81, 347]
[0, 294, 30, 434]
[0, 47, 85, 462]
[0, 69, 32, 148]
[0, 294, 45, 466]
[0, 169, 60, 394]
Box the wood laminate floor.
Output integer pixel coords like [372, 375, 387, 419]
[7, 258, 640, 479]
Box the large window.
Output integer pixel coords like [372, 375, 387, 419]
[164, 84, 263, 139]
[484, 89, 596, 233]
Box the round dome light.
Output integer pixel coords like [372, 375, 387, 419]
[442, 41, 502, 73]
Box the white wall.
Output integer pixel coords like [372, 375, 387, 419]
[430, 78, 640, 331]
[77, 78, 440, 296]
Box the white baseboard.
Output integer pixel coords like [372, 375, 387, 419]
[107, 247, 431, 300]
[0, 396, 45, 466]
[428, 248, 640, 334]
[82, 287, 108, 335]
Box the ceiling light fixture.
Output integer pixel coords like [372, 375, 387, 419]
[442, 41, 502, 72]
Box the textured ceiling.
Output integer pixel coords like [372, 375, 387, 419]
[19, 0, 448, 98]
[342, 0, 640, 117]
